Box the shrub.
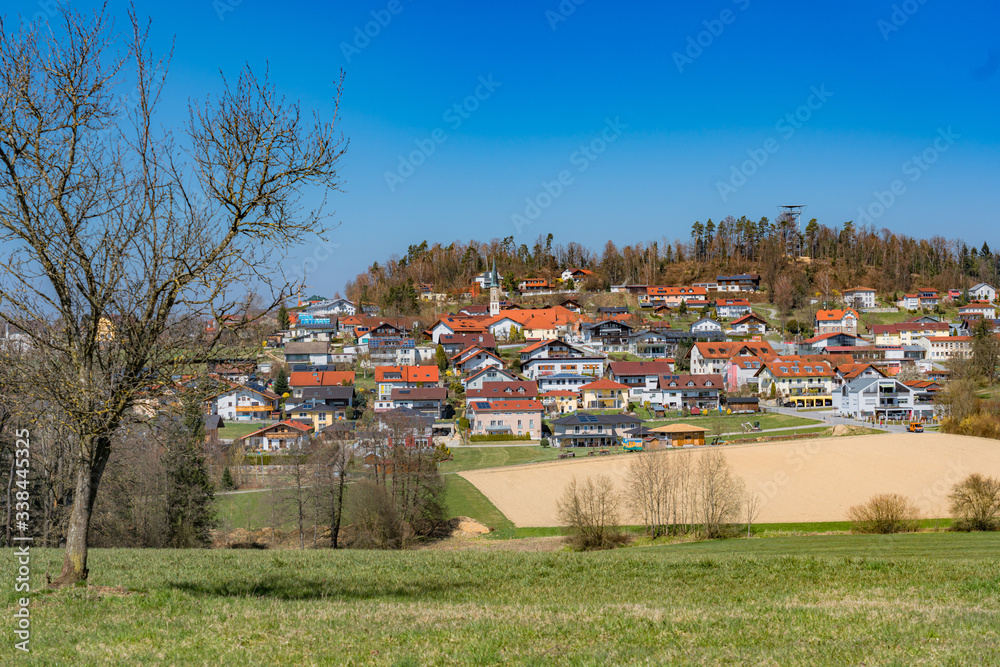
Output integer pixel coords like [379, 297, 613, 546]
[345, 481, 404, 549]
[220, 467, 236, 491]
[847, 493, 921, 534]
[469, 433, 533, 442]
[949, 473, 1000, 531]
[540, 437, 550, 448]
[556, 475, 626, 551]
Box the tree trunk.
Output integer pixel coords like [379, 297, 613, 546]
[52, 436, 111, 587]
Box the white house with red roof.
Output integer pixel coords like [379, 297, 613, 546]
[465, 399, 544, 439]
[958, 302, 997, 321]
[730, 312, 768, 335]
[715, 299, 752, 320]
[606, 360, 676, 401]
[375, 365, 440, 401]
[815, 308, 859, 335]
[239, 420, 313, 452]
[467, 381, 538, 401]
[755, 360, 835, 407]
[842, 287, 876, 309]
[462, 367, 521, 390]
[451, 347, 505, 375]
[579, 378, 630, 410]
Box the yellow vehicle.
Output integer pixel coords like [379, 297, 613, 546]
[908, 422, 923, 433]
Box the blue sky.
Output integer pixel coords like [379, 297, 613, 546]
[9, 0, 1000, 294]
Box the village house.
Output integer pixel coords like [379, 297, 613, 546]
[521, 356, 605, 381]
[815, 308, 859, 335]
[465, 399, 544, 439]
[283, 341, 334, 366]
[461, 367, 521, 390]
[638, 286, 709, 308]
[291, 385, 354, 414]
[607, 360, 677, 401]
[579, 378, 630, 411]
[539, 390, 579, 415]
[842, 287, 876, 309]
[518, 278, 550, 292]
[969, 283, 997, 302]
[801, 332, 870, 352]
[730, 312, 768, 335]
[872, 321, 950, 345]
[208, 385, 280, 422]
[518, 338, 587, 364]
[833, 377, 924, 420]
[548, 413, 641, 448]
[689, 341, 777, 375]
[438, 333, 497, 356]
[450, 346, 506, 375]
[756, 360, 835, 407]
[690, 317, 723, 334]
[715, 299, 752, 320]
[466, 380, 539, 401]
[288, 370, 355, 398]
[537, 373, 592, 394]
[375, 365, 441, 401]
[897, 288, 940, 310]
[958, 302, 997, 321]
[383, 387, 448, 419]
[560, 268, 595, 283]
[724, 358, 765, 392]
[240, 420, 313, 452]
[645, 374, 724, 412]
[915, 335, 973, 361]
[716, 274, 760, 292]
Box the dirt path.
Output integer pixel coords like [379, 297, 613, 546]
[461, 433, 1000, 526]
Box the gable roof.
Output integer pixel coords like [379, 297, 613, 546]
[390, 386, 447, 401]
[466, 399, 544, 413]
[815, 308, 859, 322]
[289, 370, 356, 387]
[374, 366, 440, 383]
[467, 381, 539, 399]
[692, 341, 777, 361]
[657, 374, 724, 389]
[731, 312, 767, 325]
[463, 366, 520, 384]
[608, 360, 675, 377]
[580, 378, 630, 391]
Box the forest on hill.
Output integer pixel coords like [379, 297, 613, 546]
[344, 217, 1000, 315]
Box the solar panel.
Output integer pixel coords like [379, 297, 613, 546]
[474, 401, 491, 410]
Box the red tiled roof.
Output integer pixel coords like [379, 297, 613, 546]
[580, 378, 630, 391]
[815, 308, 858, 322]
[375, 366, 440, 383]
[289, 371, 355, 387]
[467, 399, 544, 412]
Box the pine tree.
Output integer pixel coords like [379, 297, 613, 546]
[277, 303, 290, 330]
[165, 394, 217, 548]
[435, 344, 448, 372]
[273, 366, 290, 397]
[221, 467, 236, 491]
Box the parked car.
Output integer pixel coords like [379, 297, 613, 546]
[907, 422, 923, 433]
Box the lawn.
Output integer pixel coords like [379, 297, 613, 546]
[217, 421, 270, 441]
[215, 489, 302, 532]
[6, 533, 1000, 664]
[439, 446, 561, 474]
[443, 475, 514, 532]
[645, 412, 822, 432]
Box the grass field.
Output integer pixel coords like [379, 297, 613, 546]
[5, 533, 1000, 664]
[439, 446, 562, 474]
[644, 412, 822, 432]
[217, 421, 270, 441]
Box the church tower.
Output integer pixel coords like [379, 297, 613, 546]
[489, 259, 501, 317]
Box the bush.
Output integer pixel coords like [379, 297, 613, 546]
[345, 481, 404, 549]
[847, 493, 921, 534]
[556, 475, 627, 551]
[469, 433, 533, 442]
[949, 473, 1000, 531]
[220, 467, 236, 491]
[540, 437, 550, 447]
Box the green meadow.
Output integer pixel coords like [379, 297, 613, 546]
[3, 533, 1000, 664]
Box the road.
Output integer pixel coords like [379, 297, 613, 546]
[767, 405, 909, 434]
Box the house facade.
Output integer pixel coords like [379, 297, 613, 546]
[842, 287, 876, 309]
[240, 420, 312, 452]
[465, 399, 544, 439]
[210, 386, 280, 422]
[715, 299, 752, 320]
[579, 378, 630, 410]
[815, 308, 859, 335]
[548, 414, 641, 448]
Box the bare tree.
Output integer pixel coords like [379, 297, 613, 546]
[284, 440, 312, 550]
[743, 489, 762, 538]
[696, 451, 744, 538]
[556, 475, 624, 550]
[0, 8, 346, 584]
[625, 452, 672, 539]
[949, 473, 1000, 531]
[314, 433, 354, 548]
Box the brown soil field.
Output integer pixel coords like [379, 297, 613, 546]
[460, 433, 1000, 526]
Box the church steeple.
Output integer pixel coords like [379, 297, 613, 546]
[489, 258, 501, 316]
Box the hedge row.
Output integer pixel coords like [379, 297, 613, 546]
[469, 433, 533, 442]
